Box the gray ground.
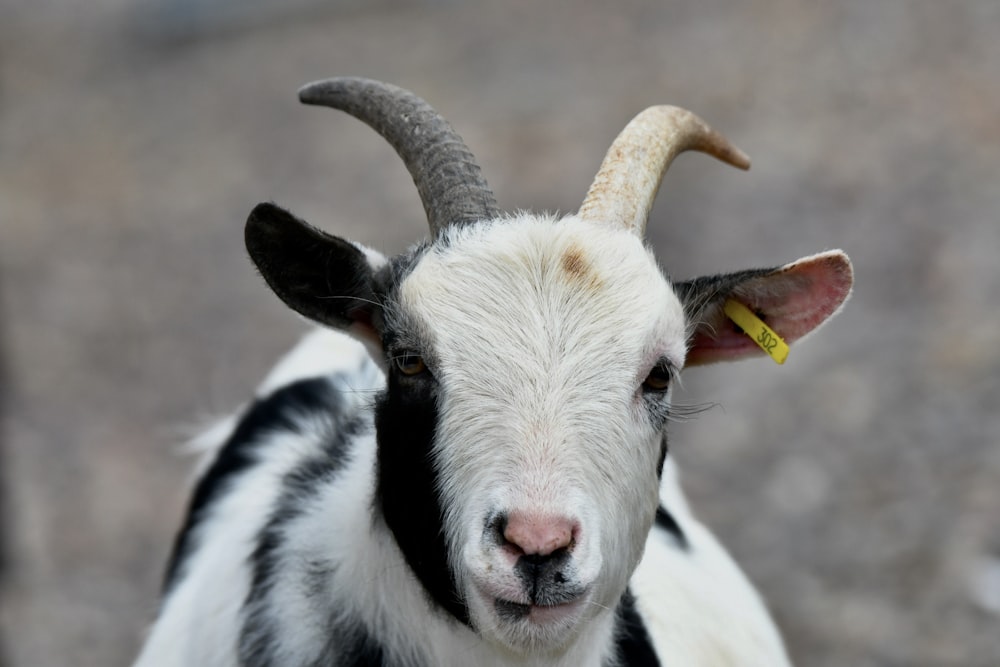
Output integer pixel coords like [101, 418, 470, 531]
[2, 1, 998, 665]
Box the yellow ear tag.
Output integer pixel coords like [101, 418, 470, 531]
[723, 299, 790, 365]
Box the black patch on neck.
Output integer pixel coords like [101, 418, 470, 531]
[655, 505, 689, 551]
[162, 376, 343, 595]
[656, 434, 669, 478]
[321, 629, 388, 667]
[611, 589, 661, 667]
[374, 366, 468, 625]
[244, 616, 387, 667]
[240, 393, 373, 665]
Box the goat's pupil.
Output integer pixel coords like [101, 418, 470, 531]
[642, 363, 673, 392]
[396, 353, 427, 376]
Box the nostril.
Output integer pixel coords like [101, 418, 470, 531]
[502, 512, 578, 557]
[487, 513, 510, 547]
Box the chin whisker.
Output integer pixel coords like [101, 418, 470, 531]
[586, 599, 612, 612]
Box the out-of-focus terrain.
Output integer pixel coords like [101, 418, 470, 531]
[1, 1, 998, 665]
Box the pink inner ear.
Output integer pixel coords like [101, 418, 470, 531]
[743, 252, 854, 341]
[686, 251, 853, 366]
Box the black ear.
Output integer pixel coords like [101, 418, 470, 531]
[675, 250, 853, 366]
[245, 203, 379, 339]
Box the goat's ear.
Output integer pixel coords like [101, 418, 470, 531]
[245, 202, 382, 345]
[676, 250, 853, 366]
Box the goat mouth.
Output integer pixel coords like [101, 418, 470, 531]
[493, 595, 586, 625]
[494, 598, 532, 621]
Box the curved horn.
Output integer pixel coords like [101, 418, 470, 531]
[578, 105, 750, 235]
[299, 77, 500, 237]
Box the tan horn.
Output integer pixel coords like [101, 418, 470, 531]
[578, 105, 750, 235]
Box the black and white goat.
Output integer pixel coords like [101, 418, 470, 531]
[134, 77, 853, 666]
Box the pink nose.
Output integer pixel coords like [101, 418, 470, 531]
[503, 512, 578, 556]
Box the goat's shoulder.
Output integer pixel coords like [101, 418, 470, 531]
[136, 330, 384, 666]
[165, 329, 382, 584]
[627, 458, 792, 666]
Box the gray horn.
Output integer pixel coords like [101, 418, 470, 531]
[298, 77, 500, 237]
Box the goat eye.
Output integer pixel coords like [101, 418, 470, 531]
[394, 352, 427, 376]
[642, 361, 673, 392]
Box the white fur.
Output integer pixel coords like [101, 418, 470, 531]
[635, 459, 789, 665]
[400, 215, 684, 651]
[135, 214, 790, 666]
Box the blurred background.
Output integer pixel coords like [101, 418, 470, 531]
[1, 0, 998, 664]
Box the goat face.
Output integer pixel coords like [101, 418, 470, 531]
[379, 215, 684, 650]
[244, 77, 853, 657]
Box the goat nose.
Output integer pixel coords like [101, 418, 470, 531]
[502, 512, 578, 556]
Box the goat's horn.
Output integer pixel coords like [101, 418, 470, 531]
[578, 105, 750, 235]
[299, 77, 499, 237]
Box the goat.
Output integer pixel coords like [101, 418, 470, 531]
[134, 77, 853, 666]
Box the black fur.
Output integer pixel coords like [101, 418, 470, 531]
[315, 629, 387, 667]
[366, 254, 470, 627]
[611, 589, 661, 667]
[239, 385, 374, 665]
[245, 613, 387, 667]
[655, 505, 689, 551]
[245, 203, 378, 331]
[248, 202, 465, 627]
[656, 435, 669, 478]
[495, 599, 531, 622]
[514, 552, 584, 606]
[373, 361, 468, 625]
[163, 376, 346, 594]
[673, 266, 777, 325]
